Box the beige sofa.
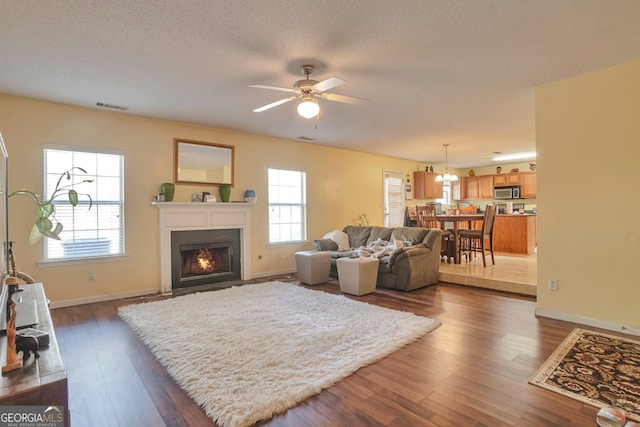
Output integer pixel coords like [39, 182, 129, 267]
[317, 225, 442, 292]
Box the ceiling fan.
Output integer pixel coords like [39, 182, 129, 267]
[250, 65, 367, 119]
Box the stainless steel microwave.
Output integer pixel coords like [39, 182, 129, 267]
[494, 185, 520, 199]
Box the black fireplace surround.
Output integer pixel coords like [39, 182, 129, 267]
[170, 229, 241, 289]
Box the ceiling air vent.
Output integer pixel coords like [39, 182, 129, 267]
[297, 136, 315, 141]
[96, 102, 129, 111]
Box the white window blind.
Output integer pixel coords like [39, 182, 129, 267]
[268, 168, 306, 244]
[44, 147, 125, 261]
[385, 172, 404, 227]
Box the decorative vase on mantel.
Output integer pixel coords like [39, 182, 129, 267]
[160, 182, 175, 202]
[219, 184, 231, 202]
[244, 189, 256, 203]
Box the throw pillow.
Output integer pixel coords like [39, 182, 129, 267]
[313, 239, 338, 251]
[323, 229, 350, 251]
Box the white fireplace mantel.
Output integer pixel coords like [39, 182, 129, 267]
[154, 202, 254, 294]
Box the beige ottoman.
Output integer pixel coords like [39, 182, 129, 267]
[336, 256, 379, 296]
[295, 251, 332, 285]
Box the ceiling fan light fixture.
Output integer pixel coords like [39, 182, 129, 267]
[297, 98, 320, 119]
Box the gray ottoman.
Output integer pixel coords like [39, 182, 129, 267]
[336, 256, 379, 296]
[295, 251, 331, 285]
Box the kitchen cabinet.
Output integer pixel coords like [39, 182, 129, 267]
[465, 176, 479, 199]
[413, 171, 443, 199]
[454, 175, 493, 200]
[520, 172, 537, 198]
[494, 214, 537, 254]
[478, 175, 493, 198]
[493, 173, 519, 186]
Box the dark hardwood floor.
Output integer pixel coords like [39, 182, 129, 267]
[50, 279, 610, 426]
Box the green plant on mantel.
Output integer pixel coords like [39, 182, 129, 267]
[9, 167, 93, 245]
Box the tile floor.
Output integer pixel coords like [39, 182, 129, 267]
[438, 251, 537, 296]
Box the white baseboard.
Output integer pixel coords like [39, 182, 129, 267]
[50, 288, 160, 309]
[251, 268, 297, 280]
[50, 269, 299, 309]
[535, 308, 640, 336]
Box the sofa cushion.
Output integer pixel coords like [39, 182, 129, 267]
[342, 226, 371, 248]
[323, 229, 350, 251]
[367, 226, 393, 245]
[313, 239, 338, 251]
[390, 227, 428, 245]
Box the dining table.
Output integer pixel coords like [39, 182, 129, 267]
[435, 214, 484, 264]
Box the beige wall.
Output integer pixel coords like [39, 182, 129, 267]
[0, 94, 422, 304]
[536, 59, 640, 332]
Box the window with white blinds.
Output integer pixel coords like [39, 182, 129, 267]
[384, 171, 404, 227]
[268, 168, 307, 244]
[44, 146, 125, 261]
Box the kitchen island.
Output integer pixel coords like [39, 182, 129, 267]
[493, 214, 537, 254]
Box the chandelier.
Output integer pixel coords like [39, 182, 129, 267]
[435, 144, 458, 182]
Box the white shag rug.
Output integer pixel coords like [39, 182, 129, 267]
[118, 281, 440, 427]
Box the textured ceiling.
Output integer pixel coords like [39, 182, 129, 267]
[2, 1, 640, 167]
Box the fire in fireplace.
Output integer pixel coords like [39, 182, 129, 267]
[171, 229, 241, 289]
[181, 245, 230, 279]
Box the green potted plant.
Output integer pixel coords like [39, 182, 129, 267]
[9, 167, 93, 245]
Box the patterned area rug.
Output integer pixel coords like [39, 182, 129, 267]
[529, 328, 640, 421]
[119, 282, 441, 427]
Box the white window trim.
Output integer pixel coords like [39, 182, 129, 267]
[38, 254, 129, 267]
[267, 166, 307, 244]
[42, 145, 125, 263]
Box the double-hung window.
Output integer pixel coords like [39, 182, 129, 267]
[437, 181, 451, 206]
[268, 168, 306, 244]
[43, 146, 125, 261]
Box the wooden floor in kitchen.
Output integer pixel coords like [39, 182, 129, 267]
[50, 274, 612, 427]
[439, 252, 538, 296]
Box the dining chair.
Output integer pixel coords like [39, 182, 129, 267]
[416, 206, 433, 228]
[457, 205, 477, 214]
[404, 206, 418, 227]
[457, 205, 497, 267]
[417, 205, 454, 263]
[456, 205, 478, 230]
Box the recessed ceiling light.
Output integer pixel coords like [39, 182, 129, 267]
[492, 152, 536, 161]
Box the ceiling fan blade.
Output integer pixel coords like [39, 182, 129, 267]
[249, 84, 297, 93]
[253, 96, 297, 112]
[321, 92, 369, 105]
[313, 77, 345, 92]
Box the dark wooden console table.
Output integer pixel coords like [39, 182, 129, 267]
[0, 283, 69, 426]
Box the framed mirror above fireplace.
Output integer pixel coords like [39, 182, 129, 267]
[174, 138, 234, 186]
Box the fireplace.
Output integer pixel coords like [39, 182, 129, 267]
[171, 229, 241, 289]
[155, 202, 254, 294]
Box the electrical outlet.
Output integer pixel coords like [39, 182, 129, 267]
[548, 278, 558, 291]
[88, 271, 96, 281]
